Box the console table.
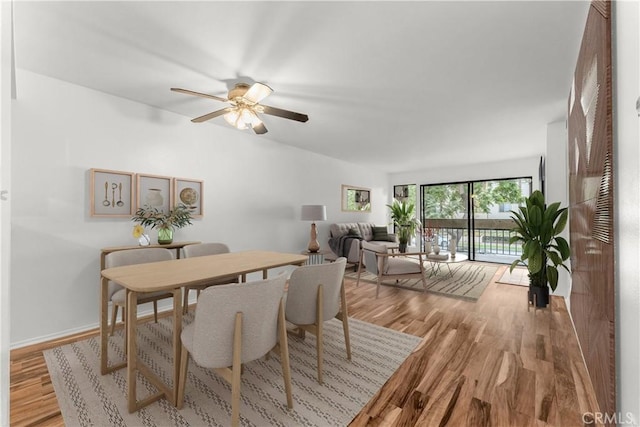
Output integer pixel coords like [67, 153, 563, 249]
[100, 241, 201, 270]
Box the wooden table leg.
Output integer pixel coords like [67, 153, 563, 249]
[127, 290, 138, 413]
[172, 288, 182, 406]
[100, 276, 109, 375]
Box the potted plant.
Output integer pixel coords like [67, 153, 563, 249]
[387, 199, 421, 253]
[132, 204, 193, 244]
[509, 190, 571, 307]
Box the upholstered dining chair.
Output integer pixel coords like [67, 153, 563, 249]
[357, 241, 427, 298]
[177, 274, 293, 427]
[284, 257, 350, 384]
[181, 243, 239, 314]
[104, 248, 175, 336]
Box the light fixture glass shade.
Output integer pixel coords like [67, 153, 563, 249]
[223, 110, 238, 125]
[301, 205, 327, 221]
[225, 108, 261, 130]
[243, 83, 273, 104]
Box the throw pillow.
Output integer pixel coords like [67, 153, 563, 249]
[348, 228, 361, 237]
[372, 226, 389, 241]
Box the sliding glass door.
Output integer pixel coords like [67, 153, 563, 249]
[420, 177, 531, 263]
[421, 182, 469, 255]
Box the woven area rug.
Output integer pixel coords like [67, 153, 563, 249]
[346, 262, 498, 301]
[44, 316, 420, 426]
[495, 265, 529, 287]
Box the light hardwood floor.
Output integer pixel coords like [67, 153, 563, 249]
[10, 264, 601, 426]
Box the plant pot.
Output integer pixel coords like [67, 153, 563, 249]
[399, 242, 407, 253]
[157, 227, 173, 245]
[528, 286, 549, 308]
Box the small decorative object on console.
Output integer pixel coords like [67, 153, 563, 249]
[132, 225, 150, 246]
[132, 203, 193, 245]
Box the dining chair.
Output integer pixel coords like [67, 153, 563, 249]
[357, 241, 427, 298]
[284, 257, 350, 384]
[104, 247, 175, 336]
[176, 274, 293, 427]
[181, 242, 239, 314]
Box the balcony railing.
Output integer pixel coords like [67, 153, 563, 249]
[420, 218, 523, 258]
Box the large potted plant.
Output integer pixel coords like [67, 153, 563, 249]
[132, 203, 193, 244]
[387, 199, 421, 252]
[509, 190, 570, 307]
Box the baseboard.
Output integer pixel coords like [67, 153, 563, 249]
[9, 300, 192, 354]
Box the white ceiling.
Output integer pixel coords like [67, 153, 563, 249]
[12, 1, 590, 173]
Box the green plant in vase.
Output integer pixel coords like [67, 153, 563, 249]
[132, 204, 193, 245]
[387, 199, 421, 253]
[509, 190, 571, 308]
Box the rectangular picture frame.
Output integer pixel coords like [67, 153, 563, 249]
[136, 173, 173, 215]
[173, 177, 204, 218]
[90, 168, 135, 217]
[341, 184, 371, 212]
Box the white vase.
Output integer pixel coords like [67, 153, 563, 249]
[448, 240, 457, 257]
[425, 241, 432, 254]
[433, 243, 440, 255]
[138, 234, 150, 246]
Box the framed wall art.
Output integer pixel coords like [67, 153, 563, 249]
[90, 168, 135, 217]
[136, 173, 173, 214]
[341, 185, 371, 212]
[174, 177, 203, 218]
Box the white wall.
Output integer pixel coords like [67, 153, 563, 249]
[10, 69, 389, 346]
[390, 156, 542, 192]
[545, 120, 571, 301]
[0, 1, 12, 424]
[613, 0, 640, 422]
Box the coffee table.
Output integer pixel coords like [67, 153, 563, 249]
[426, 253, 468, 277]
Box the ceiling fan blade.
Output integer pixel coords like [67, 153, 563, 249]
[251, 122, 268, 134]
[191, 108, 231, 123]
[261, 105, 309, 123]
[242, 83, 273, 104]
[171, 87, 228, 103]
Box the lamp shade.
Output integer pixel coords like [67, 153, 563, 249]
[301, 205, 327, 222]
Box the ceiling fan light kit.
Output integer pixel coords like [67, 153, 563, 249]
[171, 82, 308, 135]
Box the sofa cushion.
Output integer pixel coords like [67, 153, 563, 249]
[348, 228, 362, 237]
[372, 226, 390, 241]
[357, 223, 375, 240]
[330, 222, 360, 238]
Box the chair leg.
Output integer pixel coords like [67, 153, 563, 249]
[110, 304, 118, 336]
[176, 344, 189, 409]
[182, 288, 189, 315]
[356, 249, 364, 287]
[342, 316, 351, 360]
[340, 281, 352, 360]
[153, 300, 158, 323]
[277, 301, 293, 409]
[231, 312, 243, 427]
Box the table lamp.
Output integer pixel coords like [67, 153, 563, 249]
[301, 205, 327, 253]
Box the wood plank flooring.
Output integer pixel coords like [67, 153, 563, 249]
[347, 265, 602, 426]
[10, 264, 601, 426]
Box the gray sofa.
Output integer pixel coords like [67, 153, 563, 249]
[327, 222, 397, 264]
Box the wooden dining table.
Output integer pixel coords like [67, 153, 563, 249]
[99, 250, 308, 413]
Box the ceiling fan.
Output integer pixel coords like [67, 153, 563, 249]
[171, 82, 309, 135]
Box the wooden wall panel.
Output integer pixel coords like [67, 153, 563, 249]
[567, 0, 615, 422]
